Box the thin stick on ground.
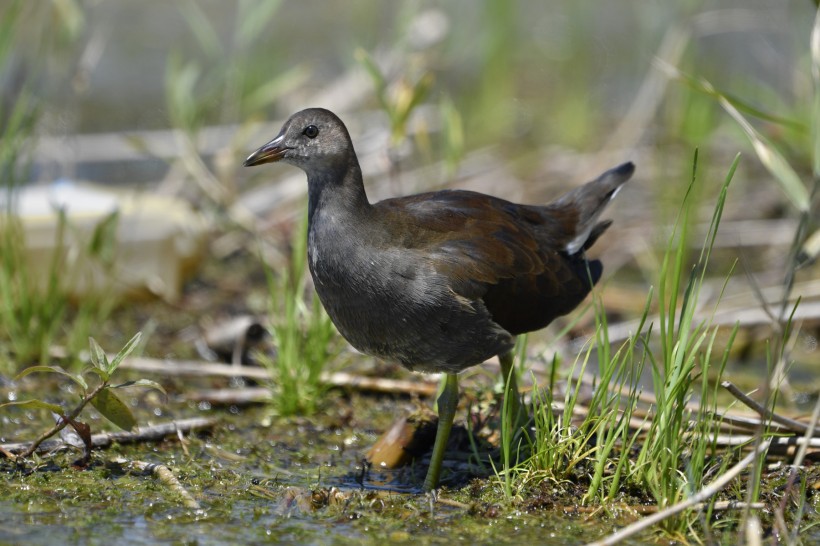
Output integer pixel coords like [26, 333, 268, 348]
[585, 440, 771, 546]
[1, 417, 217, 456]
[722, 381, 819, 437]
[553, 501, 764, 515]
[120, 356, 438, 397]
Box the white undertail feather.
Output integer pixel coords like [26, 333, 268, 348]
[561, 163, 633, 254]
[565, 220, 605, 255]
[565, 231, 592, 255]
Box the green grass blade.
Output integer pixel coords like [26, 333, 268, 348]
[659, 61, 809, 212]
[106, 332, 143, 374]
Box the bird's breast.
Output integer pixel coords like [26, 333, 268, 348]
[305, 217, 512, 372]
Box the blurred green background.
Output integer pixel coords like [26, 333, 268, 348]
[5, 0, 814, 172]
[1, 0, 817, 374]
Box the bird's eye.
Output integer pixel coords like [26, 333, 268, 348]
[303, 125, 319, 139]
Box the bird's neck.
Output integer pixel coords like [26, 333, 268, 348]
[306, 156, 370, 225]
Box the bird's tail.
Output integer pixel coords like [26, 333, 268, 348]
[556, 162, 634, 255]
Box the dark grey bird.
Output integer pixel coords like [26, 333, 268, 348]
[244, 107, 633, 490]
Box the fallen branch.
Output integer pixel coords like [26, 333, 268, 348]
[722, 381, 819, 437]
[187, 387, 271, 405]
[559, 501, 765, 516]
[586, 440, 771, 546]
[120, 356, 438, 397]
[710, 434, 820, 452]
[1, 417, 217, 456]
[716, 413, 796, 435]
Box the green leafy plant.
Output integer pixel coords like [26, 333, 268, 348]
[261, 213, 337, 416]
[0, 210, 121, 372]
[497, 298, 648, 504]
[0, 214, 68, 370]
[1, 332, 164, 463]
[490, 336, 530, 501]
[355, 46, 465, 180]
[356, 47, 435, 147]
[630, 152, 739, 536]
[493, 153, 741, 536]
[583, 292, 650, 505]
[0, 0, 119, 373]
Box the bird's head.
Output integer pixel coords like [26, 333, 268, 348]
[243, 108, 354, 175]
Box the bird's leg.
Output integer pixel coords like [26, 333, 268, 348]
[499, 350, 527, 434]
[423, 373, 459, 491]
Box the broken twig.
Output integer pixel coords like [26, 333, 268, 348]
[1, 417, 217, 456]
[722, 381, 820, 437]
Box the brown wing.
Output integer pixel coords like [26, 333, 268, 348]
[374, 190, 599, 336]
